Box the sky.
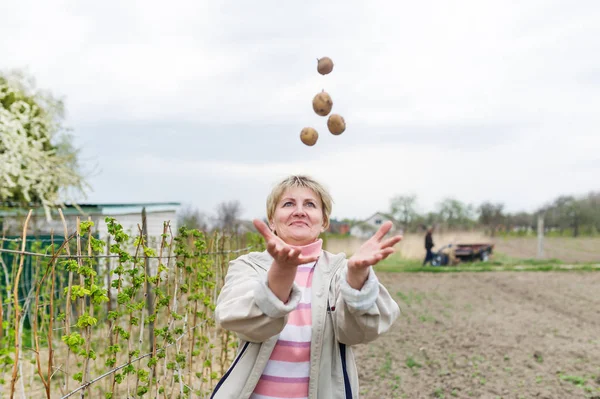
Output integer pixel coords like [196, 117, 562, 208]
[1, 0, 599, 221]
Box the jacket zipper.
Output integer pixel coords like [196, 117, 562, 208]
[328, 261, 353, 399]
[339, 343, 353, 398]
[210, 341, 250, 398]
[308, 259, 343, 396]
[327, 261, 354, 399]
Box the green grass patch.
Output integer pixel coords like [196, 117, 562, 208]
[378, 352, 393, 377]
[376, 252, 599, 273]
[559, 374, 587, 386]
[418, 313, 436, 323]
[395, 290, 425, 307]
[516, 257, 563, 266]
[405, 356, 422, 369]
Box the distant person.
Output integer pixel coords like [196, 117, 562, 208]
[210, 174, 402, 398]
[423, 227, 434, 266]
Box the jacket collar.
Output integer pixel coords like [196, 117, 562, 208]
[290, 238, 323, 258]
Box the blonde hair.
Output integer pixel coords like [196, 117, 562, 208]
[266, 175, 333, 231]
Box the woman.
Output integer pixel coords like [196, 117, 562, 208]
[211, 175, 402, 399]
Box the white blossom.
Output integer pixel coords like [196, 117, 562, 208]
[0, 71, 89, 220]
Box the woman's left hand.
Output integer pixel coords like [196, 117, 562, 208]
[347, 221, 403, 289]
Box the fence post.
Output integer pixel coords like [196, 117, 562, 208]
[141, 207, 154, 349]
[537, 214, 544, 259]
[105, 235, 113, 351]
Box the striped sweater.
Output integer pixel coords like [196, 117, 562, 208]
[250, 239, 323, 399]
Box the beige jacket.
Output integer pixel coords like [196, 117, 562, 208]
[211, 249, 401, 399]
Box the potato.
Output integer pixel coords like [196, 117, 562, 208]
[300, 127, 318, 146]
[312, 91, 333, 117]
[327, 114, 346, 135]
[317, 57, 334, 75]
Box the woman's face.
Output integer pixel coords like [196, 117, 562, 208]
[270, 187, 325, 246]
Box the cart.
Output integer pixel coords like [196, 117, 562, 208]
[453, 243, 494, 262]
[430, 243, 494, 266]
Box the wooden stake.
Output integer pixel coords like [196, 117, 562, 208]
[10, 209, 32, 399]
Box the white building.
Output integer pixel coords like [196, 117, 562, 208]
[350, 212, 403, 238]
[1, 202, 181, 244]
[1, 203, 182, 302]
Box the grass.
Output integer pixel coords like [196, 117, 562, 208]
[390, 375, 401, 391]
[405, 356, 422, 369]
[378, 352, 393, 377]
[559, 374, 587, 386]
[536, 376, 544, 384]
[418, 313, 435, 323]
[376, 252, 600, 273]
[395, 290, 425, 307]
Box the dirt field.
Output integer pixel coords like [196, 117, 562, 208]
[355, 271, 600, 399]
[492, 237, 600, 263]
[325, 234, 600, 263]
[325, 232, 489, 259]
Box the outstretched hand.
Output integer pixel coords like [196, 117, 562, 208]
[253, 219, 319, 269]
[346, 221, 402, 289]
[348, 221, 403, 269]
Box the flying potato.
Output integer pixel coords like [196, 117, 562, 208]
[312, 91, 333, 117]
[327, 114, 346, 135]
[317, 57, 334, 75]
[300, 127, 318, 146]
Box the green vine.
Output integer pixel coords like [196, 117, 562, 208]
[0, 216, 256, 398]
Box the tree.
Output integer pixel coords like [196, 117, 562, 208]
[412, 212, 441, 231]
[390, 194, 418, 231]
[177, 204, 209, 231]
[437, 198, 475, 229]
[0, 69, 88, 219]
[551, 195, 583, 237]
[215, 200, 243, 233]
[505, 211, 534, 232]
[580, 192, 600, 234]
[478, 202, 505, 236]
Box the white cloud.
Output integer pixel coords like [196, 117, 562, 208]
[5, 0, 595, 126]
[115, 130, 599, 220]
[1, 0, 599, 220]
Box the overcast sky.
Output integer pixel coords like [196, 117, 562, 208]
[2, 0, 599, 221]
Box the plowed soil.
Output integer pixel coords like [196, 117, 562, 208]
[355, 271, 600, 399]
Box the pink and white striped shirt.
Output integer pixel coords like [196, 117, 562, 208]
[250, 239, 323, 399]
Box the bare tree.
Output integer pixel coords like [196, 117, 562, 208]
[437, 198, 475, 229]
[215, 200, 243, 233]
[176, 204, 209, 231]
[478, 202, 505, 236]
[505, 212, 534, 232]
[390, 194, 418, 231]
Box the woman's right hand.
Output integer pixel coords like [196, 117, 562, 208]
[252, 219, 319, 269]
